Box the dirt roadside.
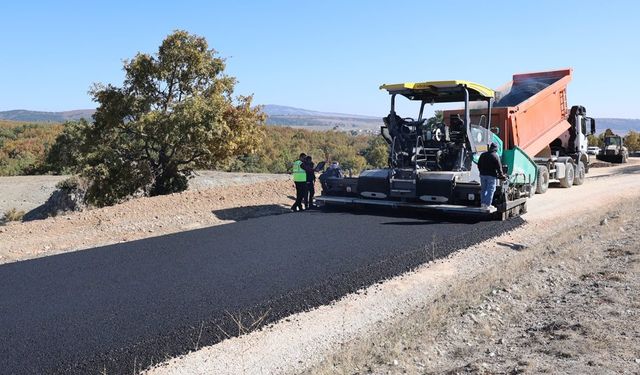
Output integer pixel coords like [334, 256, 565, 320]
[0, 175, 66, 214]
[0, 171, 289, 215]
[306, 195, 640, 374]
[0, 172, 295, 265]
[146, 160, 640, 375]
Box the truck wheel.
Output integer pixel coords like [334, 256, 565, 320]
[535, 166, 549, 194]
[573, 161, 585, 186]
[559, 163, 574, 188]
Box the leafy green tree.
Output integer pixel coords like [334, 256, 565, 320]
[83, 30, 265, 206]
[45, 120, 90, 174]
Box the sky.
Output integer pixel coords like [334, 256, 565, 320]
[1, 0, 639, 118]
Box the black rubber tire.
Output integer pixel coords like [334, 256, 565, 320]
[573, 161, 585, 186]
[559, 163, 574, 188]
[535, 165, 549, 194]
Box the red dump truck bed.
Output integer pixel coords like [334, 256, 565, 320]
[445, 69, 573, 157]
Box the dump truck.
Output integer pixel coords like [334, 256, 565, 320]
[315, 80, 535, 220]
[597, 135, 628, 163]
[444, 69, 595, 194]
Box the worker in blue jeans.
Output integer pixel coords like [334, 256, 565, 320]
[477, 143, 507, 208]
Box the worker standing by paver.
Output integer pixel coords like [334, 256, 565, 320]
[477, 143, 506, 209]
[291, 153, 308, 212]
[302, 155, 317, 209]
[319, 161, 344, 192]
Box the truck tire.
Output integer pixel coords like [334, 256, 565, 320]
[573, 161, 585, 186]
[559, 162, 574, 188]
[536, 166, 549, 194]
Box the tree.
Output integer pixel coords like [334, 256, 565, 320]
[0, 122, 64, 176]
[363, 135, 389, 168]
[45, 120, 90, 174]
[624, 130, 640, 151]
[83, 30, 265, 206]
[426, 110, 444, 127]
[587, 134, 602, 147]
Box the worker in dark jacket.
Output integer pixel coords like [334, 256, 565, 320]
[291, 153, 308, 211]
[319, 161, 344, 191]
[302, 155, 317, 209]
[477, 143, 506, 208]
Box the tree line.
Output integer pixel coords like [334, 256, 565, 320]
[0, 120, 63, 175]
[0, 119, 387, 193]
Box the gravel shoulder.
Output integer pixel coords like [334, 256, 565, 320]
[306, 194, 640, 375]
[147, 159, 640, 375]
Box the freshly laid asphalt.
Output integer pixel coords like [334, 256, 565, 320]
[0, 208, 522, 374]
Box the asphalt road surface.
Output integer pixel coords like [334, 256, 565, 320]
[0, 209, 522, 374]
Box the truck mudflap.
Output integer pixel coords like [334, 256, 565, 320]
[315, 195, 528, 220]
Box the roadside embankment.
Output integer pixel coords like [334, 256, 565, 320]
[0, 172, 292, 265]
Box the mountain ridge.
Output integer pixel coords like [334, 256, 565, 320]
[0, 109, 95, 123]
[1, 107, 638, 134]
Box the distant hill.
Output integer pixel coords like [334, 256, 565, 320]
[262, 104, 378, 119]
[0, 109, 94, 123]
[263, 105, 382, 131]
[1, 106, 637, 135]
[595, 118, 640, 136]
[0, 105, 382, 131]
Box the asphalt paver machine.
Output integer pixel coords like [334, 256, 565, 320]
[316, 80, 536, 220]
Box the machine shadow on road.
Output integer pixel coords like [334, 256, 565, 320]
[316, 205, 499, 225]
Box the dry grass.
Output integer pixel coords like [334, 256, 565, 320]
[2, 207, 25, 223]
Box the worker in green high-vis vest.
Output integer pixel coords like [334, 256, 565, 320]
[291, 153, 308, 212]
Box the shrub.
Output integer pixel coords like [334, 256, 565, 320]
[22, 176, 89, 221]
[2, 208, 25, 223]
